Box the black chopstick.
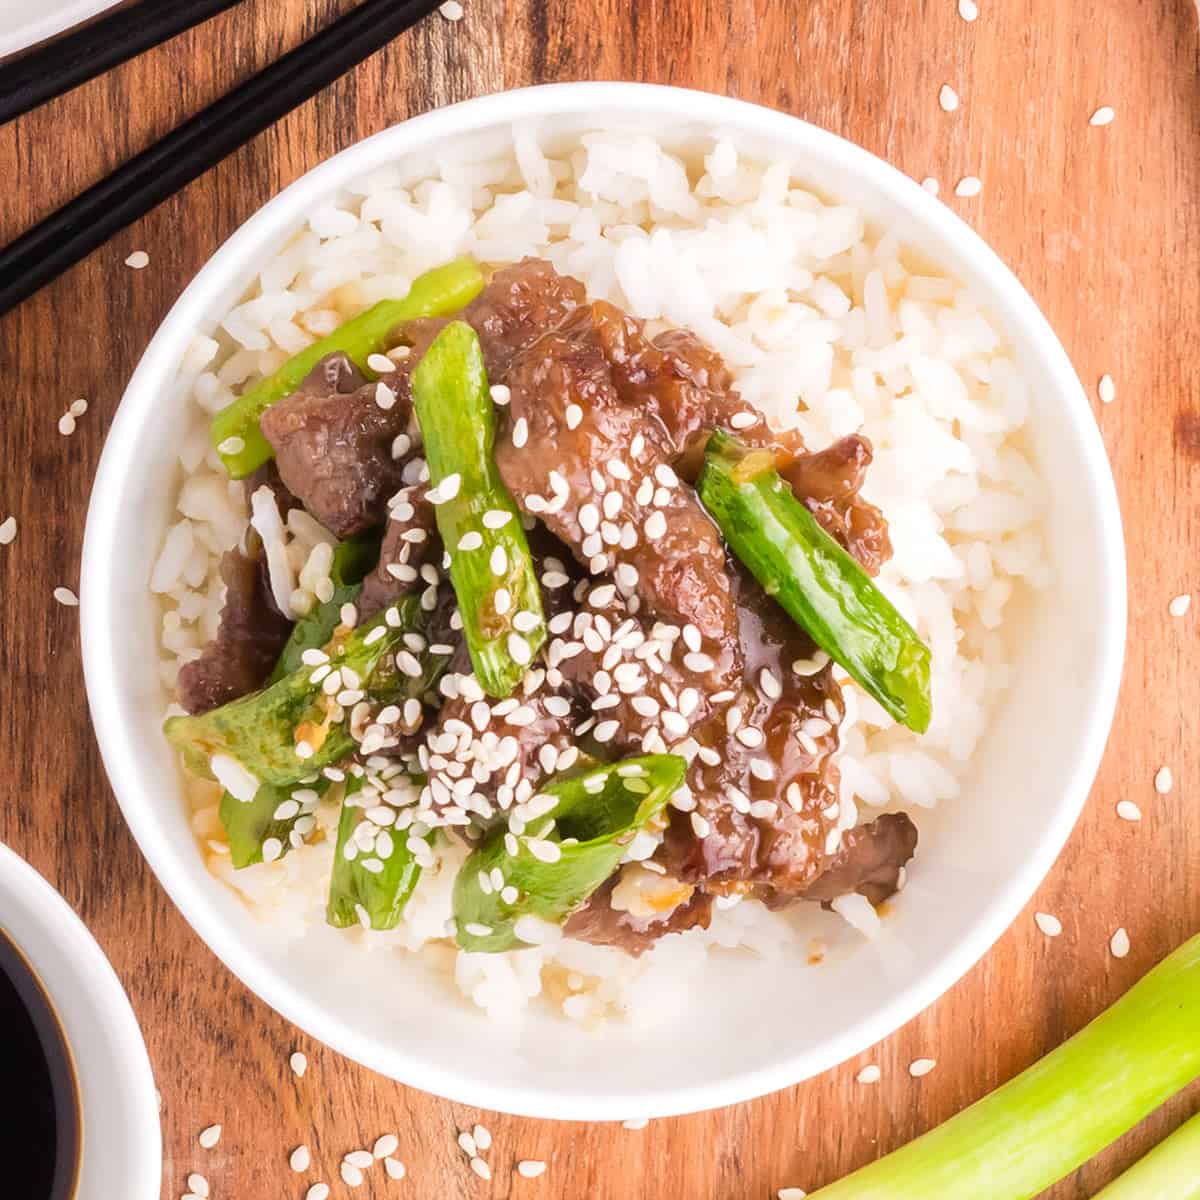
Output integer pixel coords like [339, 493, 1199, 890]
[0, 0, 443, 317]
[0, 0, 247, 126]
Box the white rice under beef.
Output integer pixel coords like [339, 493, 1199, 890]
[152, 125, 1049, 1026]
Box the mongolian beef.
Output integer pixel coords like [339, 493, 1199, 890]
[166, 255, 930, 958]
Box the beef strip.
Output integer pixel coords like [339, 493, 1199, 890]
[176, 547, 292, 715]
[563, 874, 714, 957]
[799, 812, 918, 906]
[780, 436, 893, 576]
[494, 303, 742, 678]
[590, 300, 788, 472]
[658, 567, 845, 901]
[259, 352, 418, 537]
[357, 486, 441, 618]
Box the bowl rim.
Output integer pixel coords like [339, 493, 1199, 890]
[0, 844, 162, 1197]
[80, 80, 1127, 1120]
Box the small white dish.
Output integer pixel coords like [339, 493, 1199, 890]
[81, 83, 1125, 1119]
[0, 844, 160, 1197]
[0, 0, 122, 59]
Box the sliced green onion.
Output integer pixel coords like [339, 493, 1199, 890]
[327, 777, 424, 930]
[412, 320, 546, 698]
[698, 430, 931, 733]
[452, 754, 685, 953]
[211, 257, 485, 478]
[808, 933, 1200, 1199]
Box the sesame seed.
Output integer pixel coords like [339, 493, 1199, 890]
[216, 435, 244, 455]
[528, 838, 562, 864]
[1090, 105, 1115, 127]
[464, 922, 493, 937]
[690, 812, 711, 838]
[513, 417, 529, 448]
[759, 668, 781, 698]
[1116, 800, 1142, 822]
[188, 1174, 210, 1197]
[291, 1145, 311, 1172]
[1110, 927, 1131, 958]
[644, 511, 667, 540]
[0, 516, 14, 545]
[729, 411, 757, 430]
[58, 413, 76, 436]
[954, 176, 983, 197]
[198, 1124, 221, 1149]
[384, 1158, 407, 1179]
[856, 1064, 881, 1084]
[501, 885, 518, 903]
[517, 1159, 547, 1178]
[124, 250, 150, 269]
[490, 384, 511, 406]
[908, 1058, 937, 1078]
[565, 403, 583, 429]
[490, 546, 508, 576]
[306, 1186, 330, 1200]
[938, 84, 960, 112]
[440, 473, 462, 500]
[367, 353, 395, 373]
[483, 509, 512, 529]
[340, 1161, 364, 1187]
[778, 1190, 807, 1200]
[958, 0, 978, 19]
[608, 460, 631, 481]
[473, 1123, 492, 1151]
[470, 1157, 492, 1180]
[508, 633, 532, 665]
[1154, 766, 1173, 794]
[375, 381, 397, 411]
[622, 1117, 649, 1130]
[458, 531, 483, 551]
[458, 1132, 478, 1157]
[1098, 374, 1116, 404]
[1169, 593, 1191, 616]
[1034, 912, 1062, 937]
[345, 1149, 374, 1169]
[290, 1050, 308, 1076]
[53, 586, 79, 607]
[921, 177, 939, 195]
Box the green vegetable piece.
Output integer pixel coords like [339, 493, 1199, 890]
[269, 535, 379, 682]
[1093, 1110, 1200, 1200]
[211, 257, 485, 478]
[808, 933, 1200, 1200]
[412, 320, 546, 698]
[219, 778, 328, 869]
[697, 431, 932, 733]
[165, 597, 449, 788]
[452, 754, 685, 953]
[327, 777, 424, 930]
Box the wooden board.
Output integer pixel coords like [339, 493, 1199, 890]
[1, 1, 1198, 1195]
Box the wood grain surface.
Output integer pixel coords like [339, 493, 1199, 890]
[1, 2, 1198, 1197]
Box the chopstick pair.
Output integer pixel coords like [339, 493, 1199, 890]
[0, 0, 444, 316]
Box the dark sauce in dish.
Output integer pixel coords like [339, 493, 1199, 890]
[0, 929, 82, 1200]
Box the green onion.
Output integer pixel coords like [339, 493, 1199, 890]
[452, 754, 685, 952]
[326, 777, 425, 930]
[1092, 1111, 1200, 1199]
[808, 933, 1200, 1199]
[697, 431, 931, 733]
[218, 778, 328, 869]
[166, 595, 450, 788]
[412, 320, 546, 698]
[211, 257, 485, 478]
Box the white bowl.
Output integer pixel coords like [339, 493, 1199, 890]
[0, 845, 161, 1197]
[81, 83, 1125, 1119]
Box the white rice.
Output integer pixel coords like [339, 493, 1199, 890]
[155, 125, 1049, 1026]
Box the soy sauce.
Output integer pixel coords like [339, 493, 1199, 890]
[0, 929, 81, 1200]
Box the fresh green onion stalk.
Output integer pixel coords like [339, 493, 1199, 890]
[452, 754, 685, 953]
[808, 934, 1200, 1199]
[1092, 1111, 1200, 1199]
[412, 320, 546, 698]
[211, 257, 485, 478]
[697, 431, 931, 733]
